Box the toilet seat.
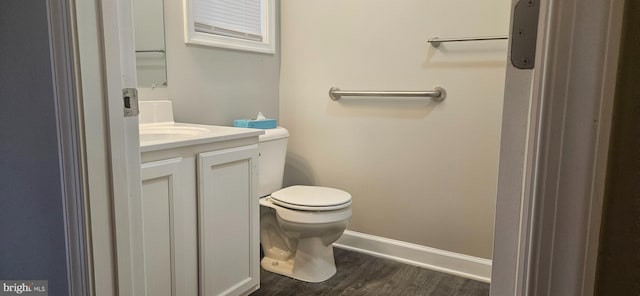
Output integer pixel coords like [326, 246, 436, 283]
[260, 197, 352, 224]
[270, 185, 352, 211]
[270, 199, 352, 211]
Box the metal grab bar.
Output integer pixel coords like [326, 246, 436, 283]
[135, 49, 166, 53]
[427, 35, 508, 47]
[329, 86, 446, 102]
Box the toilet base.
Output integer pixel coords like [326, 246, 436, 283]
[261, 257, 295, 279]
[261, 237, 337, 283]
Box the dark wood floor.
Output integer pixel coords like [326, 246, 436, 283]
[251, 248, 489, 296]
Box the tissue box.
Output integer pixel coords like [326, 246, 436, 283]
[233, 118, 277, 129]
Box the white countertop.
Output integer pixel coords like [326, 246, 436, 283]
[139, 122, 264, 152]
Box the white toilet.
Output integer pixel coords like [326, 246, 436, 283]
[257, 127, 352, 283]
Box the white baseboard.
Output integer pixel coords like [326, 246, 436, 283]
[333, 230, 492, 283]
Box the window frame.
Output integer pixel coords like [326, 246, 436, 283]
[183, 0, 275, 54]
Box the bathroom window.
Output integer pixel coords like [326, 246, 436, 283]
[184, 0, 275, 54]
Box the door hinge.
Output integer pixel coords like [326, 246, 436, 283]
[123, 88, 139, 117]
[510, 0, 540, 69]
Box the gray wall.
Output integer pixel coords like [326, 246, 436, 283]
[0, 1, 69, 295]
[153, 0, 280, 126]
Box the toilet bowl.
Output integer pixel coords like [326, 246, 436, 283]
[259, 185, 351, 282]
[256, 127, 352, 282]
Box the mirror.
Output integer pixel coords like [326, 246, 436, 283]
[133, 0, 167, 88]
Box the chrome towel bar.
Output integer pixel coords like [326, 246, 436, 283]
[329, 86, 446, 102]
[427, 35, 508, 47]
[135, 49, 166, 53]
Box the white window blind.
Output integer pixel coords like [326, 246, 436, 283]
[194, 0, 263, 42]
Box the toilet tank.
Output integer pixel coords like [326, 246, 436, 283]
[257, 127, 289, 197]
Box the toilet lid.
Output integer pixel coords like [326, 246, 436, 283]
[270, 185, 352, 211]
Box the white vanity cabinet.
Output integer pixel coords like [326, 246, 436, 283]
[137, 133, 261, 296]
[138, 156, 195, 296]
[198, 145, 260, 296]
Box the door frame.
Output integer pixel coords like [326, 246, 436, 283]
[491, 0, 624, 295]
[76, 0, 625, 295]
[48, 0, 90, 294]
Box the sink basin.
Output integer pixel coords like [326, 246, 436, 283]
[139, 126, 210, 142]
[139, 122, 264, 152]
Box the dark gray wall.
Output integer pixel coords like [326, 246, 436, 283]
[595, 1, 640, 295]
[0, 1, 70, 295]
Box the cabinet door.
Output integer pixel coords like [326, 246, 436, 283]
[135, 157, 197, 296]
[198, 145, 259, 296]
